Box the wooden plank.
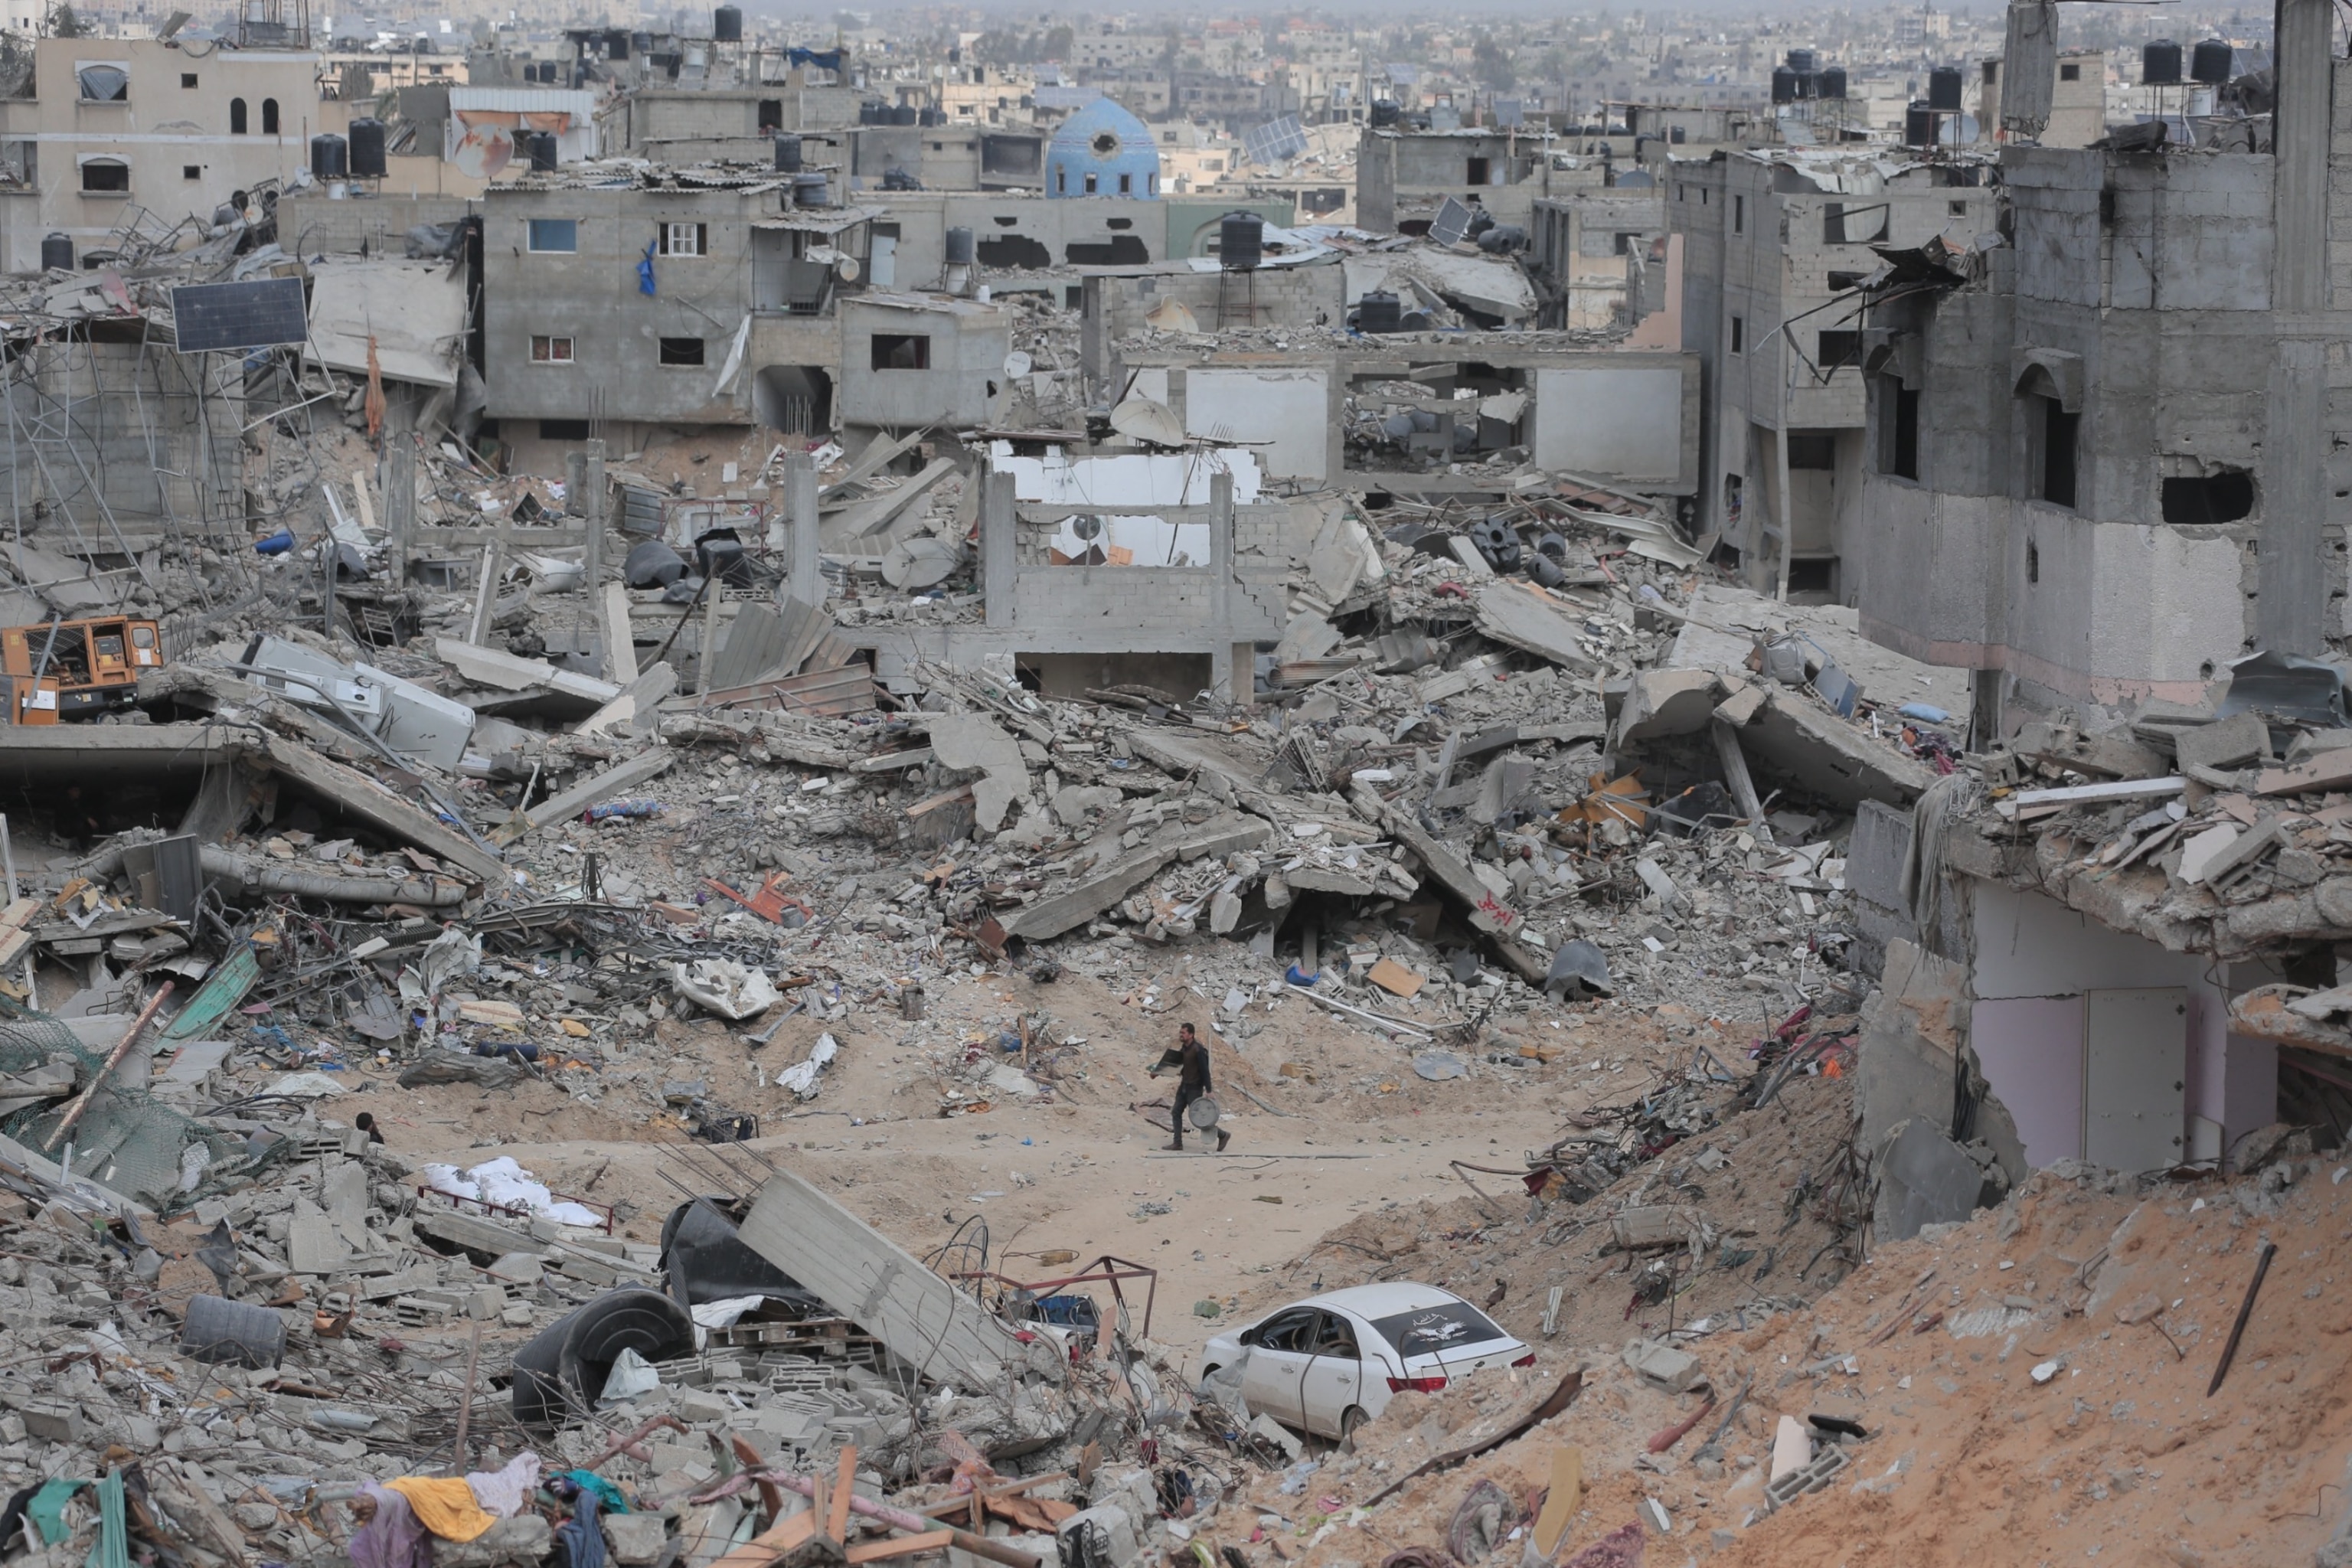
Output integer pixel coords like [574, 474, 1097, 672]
[844, 1533, 953, 1564]
[1529, 1448, 1583, 1558]
[826, 1447, 857, 1544]
[737, 1169, 1065, 1390]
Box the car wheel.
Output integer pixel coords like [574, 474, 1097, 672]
[1338, 1406, 1369, 1453]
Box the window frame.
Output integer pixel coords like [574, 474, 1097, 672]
[1729, 315, 1744, 355]
[530, 335, 576, 365]
[657, 335, 707, 368]
[527, 217, 579, 253]
[658, 221, 707, 257]
[77, 156, 130, 196]
[871, 332, 931, 371]
[74, 63, 129, 103]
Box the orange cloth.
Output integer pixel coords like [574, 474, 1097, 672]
[383, 1478, 495, 1544]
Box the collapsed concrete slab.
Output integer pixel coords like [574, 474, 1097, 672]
[1004, 812, 1271, 940]
[736, 1166, 1066, 1388]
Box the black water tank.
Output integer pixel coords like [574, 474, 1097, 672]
[1219, 210, 1263, 270]
[792, 172, 828, 207]
[858, 100, 884, 124]
[309, 132, 347, 179]
[526, 129, 557, 172]
[773, 133, 802, 172]
[1475, 224, 1525, 253]
[1772, 66, 1798, 103]
[2143, 39, 2183, 84]
[1357, 289, 1400, 333]
[629, 31, 652, 56]
[2190, 38, 2233, 84]
[1905, 101, 1936, 147]
[713, 4, 742, 41]
[39, 232, 70, 273]
[1370, 98, 1400, 127]
[890, 104, 917, 126]
[348, 116, 387, 177]
[1820, 67, 1848, 100]
[1928, 65, 1963, 109]
[944, 226, 975, 266]
[1786, 47, 1818, 74]
[919, 106, 946, 126]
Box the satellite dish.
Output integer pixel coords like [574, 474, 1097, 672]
[1071, 516, 1102, 541]
[450, 123, 512, 181]
[881, 534, 961, 590]
[1004, 350, 1033, 378]
[834, 254, 861, 281]
[1109, 394, 1186, 448]
[243, 204, 264, 225]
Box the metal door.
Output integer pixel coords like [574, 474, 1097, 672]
[1300, 1310, 1366, 1436]
[1239, 1308, 1315, 1426]
[2084, 988, 2187, 1171]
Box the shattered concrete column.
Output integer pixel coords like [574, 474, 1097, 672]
[784, 451, 821, 609]
[982, 469, 1016, 630]
[2262, 0, 2333, 653]
[1209, 470, 1240, 706]
[381, 442, 416, 584]
[583, 439, 608, 672]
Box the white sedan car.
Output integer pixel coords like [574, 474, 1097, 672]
[1199, 1282, 1532, 1439]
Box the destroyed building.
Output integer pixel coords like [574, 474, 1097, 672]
[1668, 147, 2001, 603]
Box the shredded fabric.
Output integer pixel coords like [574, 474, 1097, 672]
[348, 1483, 432, 1568]
[562, 1471, 629, 1515]
[23, 1478, 89, 1549]
[466, 1452, 543, 1519]
[550, 1484, 606, 1568]
[418, 1157, 601, 1227]
[385, 1476, 497, 1544]
[87, 1472, 129, 1568]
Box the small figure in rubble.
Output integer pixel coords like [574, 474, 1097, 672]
[1151, 1022, 1229, 1154]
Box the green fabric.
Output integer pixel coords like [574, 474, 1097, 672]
[25, 1478, 88, 1547]
[563, 1472, 629, 1515]
[83, 1472, 126, 1568]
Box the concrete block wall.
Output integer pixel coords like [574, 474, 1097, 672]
[1084, 264, 1344, 387]
[280, 193, 477, 256]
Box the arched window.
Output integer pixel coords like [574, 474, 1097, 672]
[261, 98, 279, 134]
[229, 97, 247, 134]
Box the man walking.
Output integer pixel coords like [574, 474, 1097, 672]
[1152, 1022, 1229, 1153]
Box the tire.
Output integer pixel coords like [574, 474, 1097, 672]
[1338, 1406, 1369, 1453]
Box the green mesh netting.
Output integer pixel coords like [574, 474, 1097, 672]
[0, 1011, 253, 1210]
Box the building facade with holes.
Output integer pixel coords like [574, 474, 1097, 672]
[1043, 97, 1159, 200]
[479, 175, 1010, 469]
[1664, 146, 2000, 611]
[0, 38, 329, 273]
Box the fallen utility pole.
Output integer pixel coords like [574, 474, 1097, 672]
[2207, 1240, 2277, 1396]
[45, 980, 174, 1151]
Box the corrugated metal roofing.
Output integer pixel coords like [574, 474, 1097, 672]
[449, 87, 596, 117]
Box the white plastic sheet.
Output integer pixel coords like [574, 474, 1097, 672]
[421, 1155, 601, 1227]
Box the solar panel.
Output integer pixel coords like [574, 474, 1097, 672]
[1428, 198, 1473, 247]
[1242, 114, 1309, 167]
[171, 278, 309, 354]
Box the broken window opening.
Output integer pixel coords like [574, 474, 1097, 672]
[658, 336, 705, 367]
[1786, 433, 1836, 469]
[1729, 315, 1744, 354]
[1816, 329, 1860, 370]
[1733, 192, 1745, 234]
[230, 97, 247, 134]
[1822, 202, 1886, 245]
[539, 418, 591, 439]
[871, 333, 930, 371]
[1467, 156, 1490, 185]
[2160, 471, 2255, 526]
[2060, 62, 2082, 81]
[262, 98, 279, 134]
[2038, 397, 2079, 508]
[1785, 557, 1837, 599]
[76, 65, 127, 102]
[79, 159, 129, 194]
[1878, 377, 1919, 481]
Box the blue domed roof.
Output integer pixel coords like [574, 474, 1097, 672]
[1046, 96, 1160, 198]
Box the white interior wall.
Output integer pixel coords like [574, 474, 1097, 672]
[1531, 366, 1684, 482]
[1180, 368, 1330, 480]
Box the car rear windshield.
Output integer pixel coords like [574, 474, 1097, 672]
[1369, 1302, 1511, 1358]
